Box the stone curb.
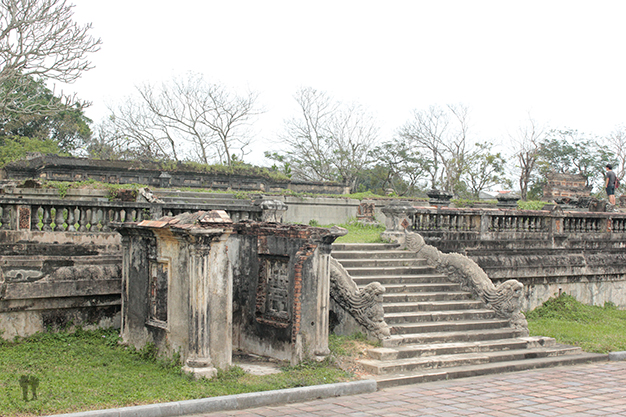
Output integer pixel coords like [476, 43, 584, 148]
[47, 379, 377, 417]
[609, 351, 626, 361]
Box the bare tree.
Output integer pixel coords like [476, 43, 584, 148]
[398, 104, 469, 193]
[0, 0, 101, 116]
[270, 87, 379, 191]
[606, 125, 626, 182]
[510, 117, 546, 200]
[105, 73, 259, 165]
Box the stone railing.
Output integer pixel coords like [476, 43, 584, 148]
[382, 201, 626, 244]
[0, 197, 285, 232]
[403, 232, 529, 335]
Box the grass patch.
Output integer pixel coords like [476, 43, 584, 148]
[315, 218, 386, 244]
[526, 293, 626, 353]
[0, 328, 352, 417]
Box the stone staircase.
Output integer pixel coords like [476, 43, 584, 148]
[331, 242, 607, 388]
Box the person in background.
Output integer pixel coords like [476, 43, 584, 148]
[605, 164, 617, 205]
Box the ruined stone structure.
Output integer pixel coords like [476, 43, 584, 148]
[0, 230, 122, 339]
[542, 172, 591, 200]
[116, 211, 346, 375]
[382, 202, 626, 310]
[2, 154, 349, 194]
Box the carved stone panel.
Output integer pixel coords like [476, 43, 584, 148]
[149, 259, 169, 326]
[256, 255, 290, 327]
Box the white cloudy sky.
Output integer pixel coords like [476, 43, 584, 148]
[64, 0, 626, 165]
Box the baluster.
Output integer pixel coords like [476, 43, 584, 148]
[78, 207, 89, 232]
[42, 206, 53, 231]
[101, 208, 111, 232]
[90, 208, 100, 231]
[0, 204, 10, 230]
[67, 206, 76, 232]
[53, 206, 64, 231]
[31, 205, 41, 231]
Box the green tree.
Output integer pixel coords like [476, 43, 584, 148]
[0, 75, 91, 154]
[0, 135, 59, 166]
[535, 129, 611, 193]
[462, 142, 509, 199]
[365, 139, 430, 196]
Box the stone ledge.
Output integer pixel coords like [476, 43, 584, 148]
[609, 351, 626, 361]
[48, 379, 377, 417]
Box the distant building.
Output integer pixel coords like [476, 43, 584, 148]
[542, 172, 591, 200]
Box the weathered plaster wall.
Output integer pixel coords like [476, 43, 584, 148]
[230, 223, 333, 364]
[0, 231, 122, 339]
[418, 234, 626, 311]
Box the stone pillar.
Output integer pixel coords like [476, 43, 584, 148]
[496, 193, 520, 208]
[182, 231, 232, 378]
[381, 201, 417, 246]
[427, 189, 453, 207]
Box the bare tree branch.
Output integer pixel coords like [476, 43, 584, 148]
[274, 87, 379, 191]
[0, 0, 101, 116]
[102, 73, 259, 165]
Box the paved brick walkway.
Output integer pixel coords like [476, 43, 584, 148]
[194, 362, 626, 416]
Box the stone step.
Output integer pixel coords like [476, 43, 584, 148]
[382, 300, 486, 313]
[382, 328, 524, 346]
[352, 274, 448, 285]
[359, 345, 585, 375]
[154, 191, 236, 199]
[337, 258, 429, 268]
[383, 292, 473, 303]
[391, 319, 511, 335]
[384, 309, 496, 324]
[373, 283, 461, 294]
[332, 250, 422, 260]
[367, 338, 541, 361]
[332, 243, 401, 251]
[159, 197, 243, 206]
[373, 352, 608, 388]
[345, 266, 438, 276]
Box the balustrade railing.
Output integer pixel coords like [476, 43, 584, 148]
[0, 198, 264, 232]
[382, 203, 626, 239]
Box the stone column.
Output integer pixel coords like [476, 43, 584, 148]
[182, 230, 233, 378]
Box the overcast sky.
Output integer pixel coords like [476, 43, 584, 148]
[64, 0, 626, 165]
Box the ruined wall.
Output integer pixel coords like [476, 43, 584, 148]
[416, 236, 626, 310]
[0, 231, 122, 339]
[118, 213, 342, 373]
[2, 154, 347, 195]
[542, 172, 590, 200]
[230, 222, 337, 364]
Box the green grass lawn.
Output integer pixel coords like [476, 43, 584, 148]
[0, 329, 352, 417]
[320, 219, 387, 244]
[526, 293, 626, 353]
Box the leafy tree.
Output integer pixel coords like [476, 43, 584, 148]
[462, 142, 509, 199]
[0, 135, 59, 166]
[366, 139, 430, 196]
[268, 87, 378, 192]
[535, 129, 610, 193]
[0, 76, 91, 153]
